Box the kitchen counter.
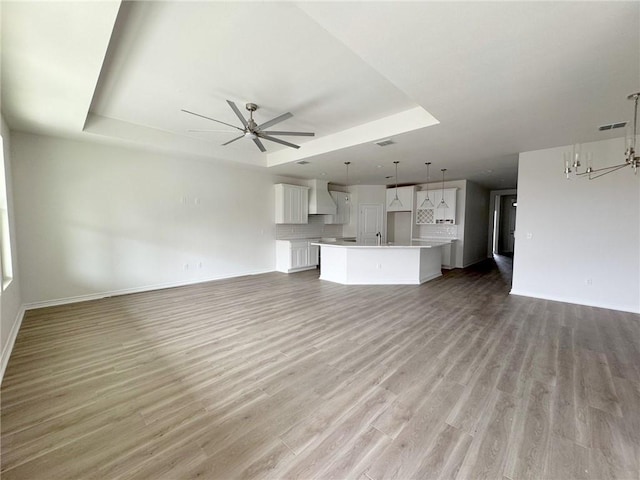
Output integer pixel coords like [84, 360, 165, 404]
[312, 240, 445, 285]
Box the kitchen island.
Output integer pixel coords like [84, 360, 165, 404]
[311, 239, 451, 285]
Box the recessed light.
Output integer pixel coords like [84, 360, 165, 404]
[377, 165, 383, 168]
[321, 172, 327, 176]
[375, 139, 395, 147]
[297, 160, 310, 165]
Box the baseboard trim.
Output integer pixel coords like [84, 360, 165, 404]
[24, 269, 275, 311]
[1, 305, 26, 384]
[509, 289, 640, 314]
[420, 272, 443, 284]
[462, 257, 486, 268]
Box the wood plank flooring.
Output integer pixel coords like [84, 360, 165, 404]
[2, 257, 639, 479]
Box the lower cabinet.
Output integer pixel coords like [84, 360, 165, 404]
[276, 240, 319, 273]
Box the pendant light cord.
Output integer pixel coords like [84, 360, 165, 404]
[394, 161, 400, 199]
[633, 94, 638, 154]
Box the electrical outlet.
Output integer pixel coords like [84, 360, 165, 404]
[526, 232, 533, 240]
[183, 263, 189, 271]
[585, 278, 593, 286]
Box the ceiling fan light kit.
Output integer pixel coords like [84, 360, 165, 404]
[182, 100, 315, 152]
[564, 91, 640, 180]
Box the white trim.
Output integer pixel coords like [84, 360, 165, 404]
[24, 269, 275, 311]
[1, 305, 26, 384]
[509, 289, 640, 314]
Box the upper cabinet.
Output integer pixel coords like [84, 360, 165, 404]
[416, 188, 457, 224]
[275, 184, 309, 224]
[386, 186, 415, 212]
[325, 191, 350, 225]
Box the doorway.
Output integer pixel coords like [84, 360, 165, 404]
[496, 194, 517, 256]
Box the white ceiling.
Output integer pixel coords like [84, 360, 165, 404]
[2, 1, 639, 189]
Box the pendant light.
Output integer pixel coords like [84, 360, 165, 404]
[344, 161, 351, 204]
[437, 168, 449, 209]
[419, 162, 435, 209]
[390, 161, 403, 208]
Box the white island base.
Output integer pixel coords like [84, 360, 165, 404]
[314, 241, 444, 285]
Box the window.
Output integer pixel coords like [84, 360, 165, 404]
[0, 135, 13, 289]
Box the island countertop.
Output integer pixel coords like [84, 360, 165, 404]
[310, 239, 452, 248]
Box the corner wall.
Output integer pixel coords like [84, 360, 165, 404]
[12, 132, 278, 306]
[1, 115, 24, 381]
[512, 137, 640, 313]
[462, 180, 490, 266]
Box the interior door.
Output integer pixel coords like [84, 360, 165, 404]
[498, 194, 517, 255]
[359, 204, 383, 246]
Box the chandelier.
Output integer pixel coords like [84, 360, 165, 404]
[564, 92, 639, 180]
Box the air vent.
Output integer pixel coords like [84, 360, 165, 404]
[598, 121, 627, 131]
[297, 160, 310, 165]
[375, 139, 395, 147]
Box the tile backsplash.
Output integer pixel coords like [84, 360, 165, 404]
[276, 215, 344, 240]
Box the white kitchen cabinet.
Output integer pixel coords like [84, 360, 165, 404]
[325, 191, 350, 225]
[309, 243, 319, 266]
[275, 184, 309, 224]
[440, 242, 454, 269]
[415, 188, 457, 224]
[386, 186, 415, 212]
[276, 240, 319, 273]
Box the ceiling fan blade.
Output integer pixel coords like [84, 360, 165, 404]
[222, 134, 245, 146]
[188, 129, 236, 133]
[181, 109, 243, 131]
[226, 100, 249, 128]
[257, 112, 293, 130]
[253, 137, 266, 152]
[262, 131, 315, 137]
[258, 133, 300, 149]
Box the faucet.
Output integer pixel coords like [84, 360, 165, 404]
[376, 232, 382, 245]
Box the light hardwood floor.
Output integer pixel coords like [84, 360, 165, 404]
[2, 258, 639, 479]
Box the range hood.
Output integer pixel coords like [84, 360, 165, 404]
[308, 179, 337, 215]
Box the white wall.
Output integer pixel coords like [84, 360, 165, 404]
[12, 132, 278, 306]
[1, 115, 24, 380]
[512, 137, 640, 313]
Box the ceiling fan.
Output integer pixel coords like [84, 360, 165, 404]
[182, 100, 314, 152]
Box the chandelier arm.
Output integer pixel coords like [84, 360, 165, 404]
[587, 163, 630, 180]
[584, 162, 631, 175]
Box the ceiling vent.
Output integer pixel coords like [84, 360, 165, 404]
[375, 139, 395, 147]
[598, 121, 627, 131]
[297, 160, 310, 165]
